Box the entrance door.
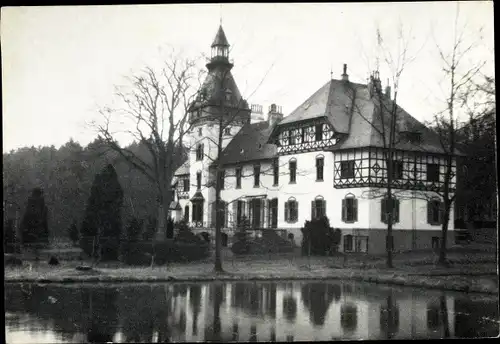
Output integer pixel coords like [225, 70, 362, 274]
[251, 199, 261, 228]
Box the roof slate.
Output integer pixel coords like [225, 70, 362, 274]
[215, 121, 277, 165]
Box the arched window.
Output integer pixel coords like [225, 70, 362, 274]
[184, 205, 190, 222]
[311, 195, 326, 220]
[381, 195, 400, 224]
[342, 194, 358, 223]
[285, 197, 298, 223]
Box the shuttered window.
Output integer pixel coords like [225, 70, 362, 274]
[192, 201, 203, 222]
[285, 199, 298, 223]
[341, 197, 358, 223]
[311, 198, 326, 220]
[381, 198, 400, 224]
[196, 143, 204, 161]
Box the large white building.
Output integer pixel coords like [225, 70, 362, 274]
[172, 25, 457, 254]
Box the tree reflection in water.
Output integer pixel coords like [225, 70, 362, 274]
[379, 291, 400, 339]
[301, 282, 341, 327]
[204, 283, 224, 342]
[426, 294, 452, 338]
[189, 285, 202, 336]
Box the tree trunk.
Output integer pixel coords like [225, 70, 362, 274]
[438, 201, 451, 266]
[214, 118, 224, 273]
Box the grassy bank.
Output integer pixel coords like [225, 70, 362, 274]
[5, 248, 498, 295]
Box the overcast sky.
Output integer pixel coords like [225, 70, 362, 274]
[1, 2, 494, 152]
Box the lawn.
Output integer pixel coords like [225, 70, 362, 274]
[4, 244, 498, 294]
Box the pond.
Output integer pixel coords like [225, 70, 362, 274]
[4, 280, 499, 343]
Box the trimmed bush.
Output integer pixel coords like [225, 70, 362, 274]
[301, 216, 340, 256]
[174, 221, 205, 245]
[231, 216, 252, 255]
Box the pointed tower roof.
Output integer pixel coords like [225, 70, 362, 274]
[212, 25, 229, 47]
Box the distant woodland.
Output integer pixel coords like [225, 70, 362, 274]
[3, 137, 186, 241]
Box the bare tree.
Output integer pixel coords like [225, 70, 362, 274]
[430, 5, 487, 266]
[92, 50, 203, 242]
[347, 23, 419, 268]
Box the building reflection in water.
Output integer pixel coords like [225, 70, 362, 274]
[4, 280, 499, 343]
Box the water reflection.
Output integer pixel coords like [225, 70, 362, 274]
[5, 280, 499, 343]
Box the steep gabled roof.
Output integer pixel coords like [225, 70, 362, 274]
[174, 160, 190, 176]
[216, 121, 276, 165]
[279, 79, 363, 133]
[280, 78, 452, 154]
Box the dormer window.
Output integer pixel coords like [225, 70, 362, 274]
[402, 131, 422, 144]
[224, 127, 231, 135]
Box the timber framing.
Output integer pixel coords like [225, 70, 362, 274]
[272, 117, 341, 155]
[333, 147, 457, 192]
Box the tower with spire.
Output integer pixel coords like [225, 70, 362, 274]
[185, 24, 251, 226]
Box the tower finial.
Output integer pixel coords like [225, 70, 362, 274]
[220, 4, 222, 25]
[330, 64, 333, 80]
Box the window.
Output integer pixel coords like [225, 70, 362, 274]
[427, 199, 442, 225]
[224, 127, 231, 135]
[342, 196, 358, 223]
[196, 172, 202, 190]
[184, 205, 189, 222]
[183, 178, 190, 192]
[285, 198, 298, 223]
[381, 197, 400, 224]
[311, 196, 326, 220]
[218, 170, 225, 189]
[300, 128, 306, 143]
[289, 130, 296, 145]
[253, 165, 260, 187]
[289, 160, 297, 183]
[340, 161, 355, 178]
[236, 167, 242, 189]
[250, 198, 262, 228]
[427, 163, 439, 182]
[192, 201, 204, 222]
[196, 143, 204, 161]
[344, 235, 353, 252]
[198, 128, 202, 137]
[315, 124, 323, 141]
[316, 157, 324, 181]
[390, 161, 403, 179]
[273, 160, 279, 186]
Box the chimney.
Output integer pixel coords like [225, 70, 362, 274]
[385, 83, 391, 100]
[341, 63, 349, 81]
[268, 103, 283, 127]
[368, 71, 382, 97]
[250, 104, 264, 123]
